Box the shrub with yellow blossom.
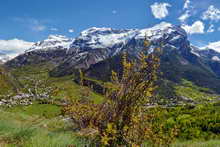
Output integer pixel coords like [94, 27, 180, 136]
[63, 39, 177, 146]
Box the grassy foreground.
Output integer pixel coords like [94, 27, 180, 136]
[0, 107, 89, 147]
[0, 105, 220, 147]
[172, 140, 220, 147]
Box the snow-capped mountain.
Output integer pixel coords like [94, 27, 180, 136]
[26, 35, 73, 52]
[68, 22, 186, 56]
[50, 22, 190, 76]
[6, 22, 204, 70]
[7, 22, 220, 68]
[6, 22, 202, 70]
[6, 22, 220, 93]
[7, 35, 73, 67]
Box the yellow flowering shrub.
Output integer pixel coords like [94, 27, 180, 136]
[63, 39, 177, 146]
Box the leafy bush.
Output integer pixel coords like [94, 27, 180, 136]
[63, 40, 178, 146]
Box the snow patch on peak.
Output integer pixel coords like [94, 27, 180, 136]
[74, 27, 137, 50]
[81, 27, 113, 36]
[138, 22, 172, 35]
[190, 48, 201, 57]
[150, 22, 172, 30]
[47, 35, 69, 41]
[26, 35, 73, 52]
[80, 27, 136, 37]
[69, 22, 187, 55]
[136, 22, 184, 40]
[78, 22, 179, 41]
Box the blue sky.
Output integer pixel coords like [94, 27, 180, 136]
[1, 0, 220, 56]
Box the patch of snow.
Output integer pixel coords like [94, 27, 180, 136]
[191, 50, 200, 57]
[26, 35, 73, 52]
[190, 47, 200, 57]
[69, 22, 187, 56]
[78, 27, 137, 49]
[135, 22, 181, 40]
[72, 22, 178, 50]
[212, 56, 220, 61]
[190, 46, 201, 57]
[169, 35, 182, 42]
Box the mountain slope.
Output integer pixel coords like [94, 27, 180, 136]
[0, 65, 20, 95]
[7, 35, 73, 67]
[50, 22, 189, 76]
[51, 23, 220, 93]
[6, 22, 220, 95]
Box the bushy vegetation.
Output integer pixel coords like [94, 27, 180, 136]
[63, 41, 179, 146]
[148, 104, 220, 140]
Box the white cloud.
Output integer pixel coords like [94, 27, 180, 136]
[13, 17, 47, 32]
[29, 19, 47, 32]
[202, 5, 220, 22]
[179, 10, 191, 22]
[112, 10, 117, 14]
[68, 29, 74, 33]
[181, 21, 205, 34]
[207, 24, 215, 33]
[179, 0, 194, 23]
[32, 25, 46, 32]
[183, 0, 191, 9]
[50, 28, 58, 31]
[203, 41, 220, 52]
[150, 2, 171, 19]
[0, 39, 34, 58]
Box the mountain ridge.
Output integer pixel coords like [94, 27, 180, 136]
[5, 22, 220, 94]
